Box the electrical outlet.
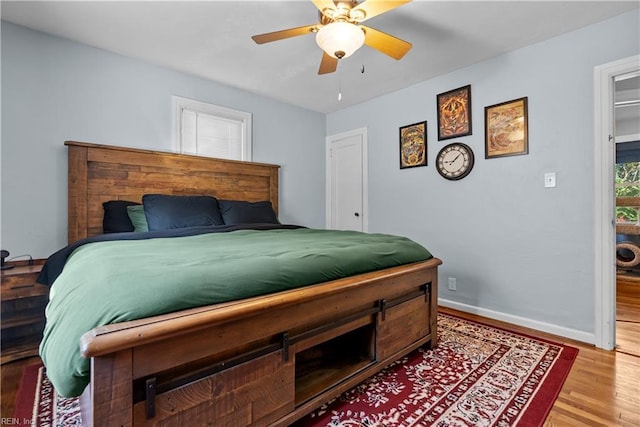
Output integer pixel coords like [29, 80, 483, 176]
[448, 277, 457, 291]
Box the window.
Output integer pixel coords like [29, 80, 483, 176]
[614, 73, 640, 225]
[173, 96, 252, 161]
[615, 159, 639, 224]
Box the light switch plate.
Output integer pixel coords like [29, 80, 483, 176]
[544, 172, 556, 188]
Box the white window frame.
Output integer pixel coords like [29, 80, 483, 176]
[172, 96, 252, 161]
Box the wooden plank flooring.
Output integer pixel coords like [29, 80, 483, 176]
[617, 273, 640, 357]
[2, 305, 638, 425]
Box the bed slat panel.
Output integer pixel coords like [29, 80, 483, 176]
[85, 144, 275, 176]
[377, 295, 431, 360]
[132, 351, 294, 426]
[68, 145, 88, 244]
[89, 350, 133, 427]
[85, 173, 272, 198]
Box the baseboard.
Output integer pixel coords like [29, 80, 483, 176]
[438, 298, 595, 345]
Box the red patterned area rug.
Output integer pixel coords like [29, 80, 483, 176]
[14, 313, 577, 426]
[295, 313, 578, 427]
[13, 363, 82, 426]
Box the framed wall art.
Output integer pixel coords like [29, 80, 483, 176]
[484, 96, 529, 159]
[399, 121, 427, 169]
[437, 84, 472, 140]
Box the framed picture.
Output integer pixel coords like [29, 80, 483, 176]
[399, 121, 427, 169]
[437, 85, 472, 140]
[484, 97, 529, 159]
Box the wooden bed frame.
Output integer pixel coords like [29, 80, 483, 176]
[64, 141, 442, 427]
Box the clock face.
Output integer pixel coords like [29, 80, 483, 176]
[436, 143, 475, 180]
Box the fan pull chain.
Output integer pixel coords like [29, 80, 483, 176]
[338, 71, 342, 101]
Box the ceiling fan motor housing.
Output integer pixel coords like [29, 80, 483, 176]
[319, 0, 364, 25]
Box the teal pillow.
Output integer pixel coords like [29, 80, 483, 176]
[127, 205, 149, 232]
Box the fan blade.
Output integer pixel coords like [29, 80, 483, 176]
[252, 24, 318, 44]
[352, 0, 412, 22]
[318, 52, 339, 74]
[362, 25, 412, 59]
[312, 0, 338, 16]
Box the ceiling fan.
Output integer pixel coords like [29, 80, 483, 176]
[251, 0, 413, 75]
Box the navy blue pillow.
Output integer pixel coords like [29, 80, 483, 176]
[102, 200, 139, 233]
[218, 200, 280, 225]
[142, 194, 224, 231]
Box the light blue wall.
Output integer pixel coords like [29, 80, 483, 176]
[1, 21, 326, 258]
[327, 10, 640, 337]
[2, 10, 639, 340]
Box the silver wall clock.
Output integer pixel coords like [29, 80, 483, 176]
[436, 143, 475, 180]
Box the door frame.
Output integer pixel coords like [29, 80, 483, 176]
[594, 55, 640, 350]
[325, 127, 369, 231]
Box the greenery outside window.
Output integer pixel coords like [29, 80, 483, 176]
[616, 162, 640, 224]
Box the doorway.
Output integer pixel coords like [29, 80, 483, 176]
[594, 55, 640, 350]
[613, 72, 640, 356]
[325, 127, 368, 232]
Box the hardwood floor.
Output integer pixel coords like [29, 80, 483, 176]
[2, 308, 638, 425]
[617, 273, 640, 357]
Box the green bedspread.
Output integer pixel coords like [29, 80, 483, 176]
[40, 228, 432, 397]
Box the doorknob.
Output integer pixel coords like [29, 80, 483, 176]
[354, 212, 360, 217]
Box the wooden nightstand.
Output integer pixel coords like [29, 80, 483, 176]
[1, 260, 48, 364]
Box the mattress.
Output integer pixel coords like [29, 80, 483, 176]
[39, 226, 432, 397]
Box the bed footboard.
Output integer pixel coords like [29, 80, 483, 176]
[79, 258, 441, 426]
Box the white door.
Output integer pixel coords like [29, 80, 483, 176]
[326, 128, 368, 231]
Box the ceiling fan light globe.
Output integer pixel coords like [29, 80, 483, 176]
[316, 22, 365, 59]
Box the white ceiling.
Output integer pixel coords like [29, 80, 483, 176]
[2, 1, 638, 114]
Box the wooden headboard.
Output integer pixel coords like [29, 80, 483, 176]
[66, 141, 280, 243]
